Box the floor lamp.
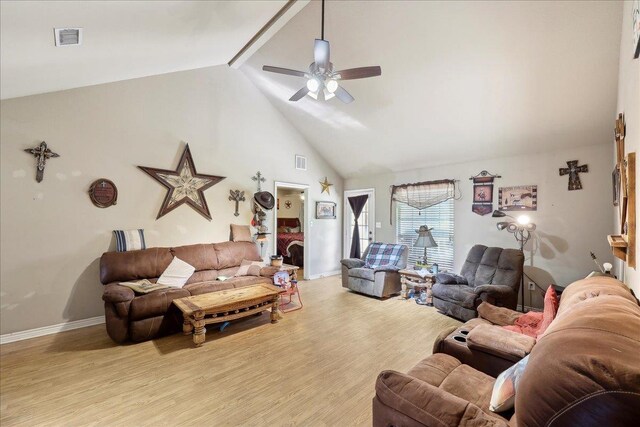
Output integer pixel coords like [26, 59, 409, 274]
[492, 210, 536, 312]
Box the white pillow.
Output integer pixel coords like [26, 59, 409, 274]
[157, 257, 195, 288]
[489, 355, 529, 412]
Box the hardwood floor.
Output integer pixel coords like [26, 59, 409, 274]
[0, 276, 460, 426]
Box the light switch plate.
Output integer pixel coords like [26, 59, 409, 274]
[375, 222, 382, 229]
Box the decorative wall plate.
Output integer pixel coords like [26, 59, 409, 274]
[88, 179, 118, 208]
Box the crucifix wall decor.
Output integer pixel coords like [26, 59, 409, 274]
[559, 160, 588, 191]
[24, 141, 59, 182]
[228, 190, 245, 217]
[138, 144, 225, 220]
[252, 171, 266, 192]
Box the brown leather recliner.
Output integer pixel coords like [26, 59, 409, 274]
[100, 241, 278, 343]
[373, 277, 640, 426]
[432, 245, 524, 321]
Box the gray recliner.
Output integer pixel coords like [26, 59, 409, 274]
[431, 244, 524, 321]
[341, 243, 409, 298]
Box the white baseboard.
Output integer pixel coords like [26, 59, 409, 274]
[0, 316, 105, 345]
[307, 270, 341, 280]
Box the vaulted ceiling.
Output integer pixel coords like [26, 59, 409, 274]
[0, 0, 290, 99]
[1, 1, 624, 180]
[241, 1, 623, 178]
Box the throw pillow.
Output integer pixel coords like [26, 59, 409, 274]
[230, 224, 253, 242]
[234, 260, 264, 277]
[157, 257, 195, 288]
[536, 285, 559, 336]
[489, 355, 530, 412]
[113, 229, 146, 252]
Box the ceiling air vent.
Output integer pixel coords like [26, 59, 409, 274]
[295, 155, 307, 171]
[54, 28, 83, 47]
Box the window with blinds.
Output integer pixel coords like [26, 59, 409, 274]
[395, 198, 454, 270]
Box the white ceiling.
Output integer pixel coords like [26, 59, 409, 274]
[0, 0, 288, 99]
[242, 1, 623, 178]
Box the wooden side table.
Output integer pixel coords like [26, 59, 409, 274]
[399, 269, 435, 305]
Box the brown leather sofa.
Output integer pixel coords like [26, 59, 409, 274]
[373, 277, 640, 426]
[100, 241, 277, 343]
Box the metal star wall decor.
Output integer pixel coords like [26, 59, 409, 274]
[138, 144, 225, 220]
[319, 177, 334, 195]
[24, 141, 59, 182]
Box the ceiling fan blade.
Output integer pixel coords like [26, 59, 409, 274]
[334, 86, 354, 104]
[289, 86, 310, 101]
[314, 39, 330, 70]
[335, 66, 382, 80]
[262, 65, 307, 78]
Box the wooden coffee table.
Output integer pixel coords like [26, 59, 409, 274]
[173, 284, 283, 347]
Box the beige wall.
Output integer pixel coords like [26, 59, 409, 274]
[614, 0, 640, 291]
[277, 190, 303, 220]
[346, 144, 614, 309]
[0, 65, 343, 335]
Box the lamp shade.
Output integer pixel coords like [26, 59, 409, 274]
[414, 225, 438, 248]
[492, 210, 507, 218]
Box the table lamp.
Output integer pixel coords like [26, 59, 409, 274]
[255, 233, 269, 259]
[414, 225, 438, 266]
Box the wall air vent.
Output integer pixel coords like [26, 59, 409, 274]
[295, 155, 307, 171]
[54, 28, 83, 46]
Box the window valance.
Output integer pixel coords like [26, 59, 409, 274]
[390, 179, 456, 224]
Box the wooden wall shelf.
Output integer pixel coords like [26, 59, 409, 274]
[609, 151, 635, 269]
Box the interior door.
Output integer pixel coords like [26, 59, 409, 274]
[343, 189, 375, 259]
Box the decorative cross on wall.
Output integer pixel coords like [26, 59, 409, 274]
[228, 190, 245, 217]
[559, 160, 588, 191]
[252, 171, 266, 192]
[24, 141, 60, 182]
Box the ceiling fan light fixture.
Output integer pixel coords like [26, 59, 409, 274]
[326, 79, 338, 93]
[324, 89, 335, 100]
[306, 78, 320, 92]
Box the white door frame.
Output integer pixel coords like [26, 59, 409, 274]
[274, 181, 310, 280]
[343, 188, 375, 259]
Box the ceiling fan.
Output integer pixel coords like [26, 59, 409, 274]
[262, 0, 381, 104]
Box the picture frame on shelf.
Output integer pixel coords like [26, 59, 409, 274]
[316, 201, 336, 219]
[633, 0, 640, 59]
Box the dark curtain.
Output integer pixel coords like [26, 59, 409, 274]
[348, 194, 369, 258]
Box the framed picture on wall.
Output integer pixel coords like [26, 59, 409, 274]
[498, 185, 538, 211]
[316, 201, 336, 219]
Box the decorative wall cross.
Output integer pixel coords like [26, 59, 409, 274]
[228, 190, 245, 217]
[559, 160, 588, 191]
[252, 171, 266, 191]
[24, 141, 60, 182]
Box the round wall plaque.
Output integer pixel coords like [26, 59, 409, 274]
[88, 179, 118, 208]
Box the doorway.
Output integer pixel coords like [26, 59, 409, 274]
[343, 189, 375, 259]
[274, 182, 310, 280]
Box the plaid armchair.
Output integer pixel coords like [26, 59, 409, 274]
[341, 242, 408, 298]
